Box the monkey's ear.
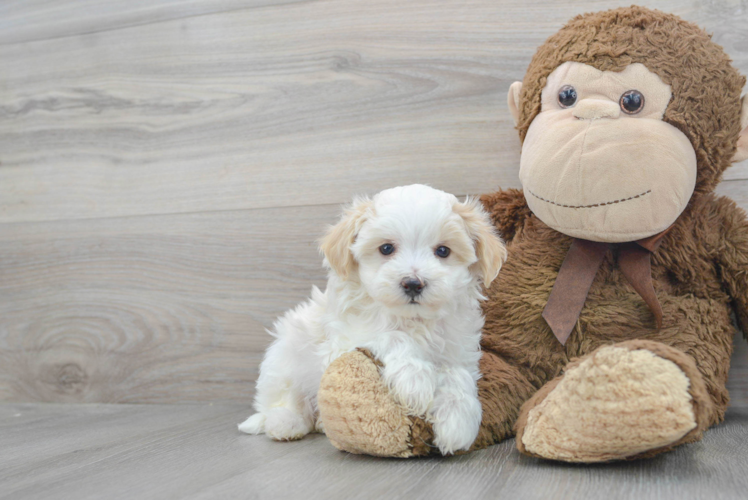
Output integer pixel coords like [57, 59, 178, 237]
[508, 81, 523, 126]
[319, 198, 373, 280]
[734, 94, 748, 163]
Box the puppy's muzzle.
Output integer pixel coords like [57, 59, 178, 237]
[401, 277, 426, 299]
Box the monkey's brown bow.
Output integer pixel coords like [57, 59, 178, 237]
[542, 229, 671, 345]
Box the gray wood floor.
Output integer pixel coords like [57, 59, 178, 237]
[2, 0, 747, 497]
[2, 0, 747, 405]
[2, 336, 747, 500]
[2, 404, 747, 500]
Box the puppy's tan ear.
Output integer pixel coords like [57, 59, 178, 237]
[319, 197, 373, 280]
[454, 198, 507, 287]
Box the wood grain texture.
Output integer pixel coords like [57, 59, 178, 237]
[0, 0, 747, 404]
[716, 179, 748, 208]
[0, 0, 299, 45]
[727, 326, 748, 406]
[1, 0, 746, 223]
[0, 204, 337, 403]
[1, 401, 748, 500]
[1, 195, 747, 404]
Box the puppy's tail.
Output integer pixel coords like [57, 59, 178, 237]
[238, 413, 266, 434]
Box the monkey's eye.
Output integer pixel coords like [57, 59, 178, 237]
[620, 90, 645, 114]
[435, 246, 451, 258]
[379, 243, 395, 256]
[557, 85, 577, 108]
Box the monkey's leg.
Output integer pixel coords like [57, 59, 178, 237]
[317, 349, 537, 457]
[515, 340, 712, 462]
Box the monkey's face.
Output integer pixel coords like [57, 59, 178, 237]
[517, 62, 697, 242]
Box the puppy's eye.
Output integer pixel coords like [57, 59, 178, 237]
[558, 85, 577, 108]
[379, 243, 395, 256]
[435, 246, 450, 258]
[620, 90, 645, 114]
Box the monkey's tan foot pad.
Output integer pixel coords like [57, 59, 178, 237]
[515, 340, 712, 463]
[317, 349, 436, 458]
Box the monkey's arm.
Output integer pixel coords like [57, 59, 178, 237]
[471, 350, 538, 449]
[715, 197, 748, 337]
[480, 188, 532, 241]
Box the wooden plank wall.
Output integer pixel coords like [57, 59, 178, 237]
[1, 0, 746, 404]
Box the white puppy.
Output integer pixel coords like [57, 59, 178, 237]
[238, 184, 506, 454]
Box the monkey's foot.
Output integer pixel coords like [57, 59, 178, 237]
[317, 349, 435, 458]
[515, 340, 712, 462]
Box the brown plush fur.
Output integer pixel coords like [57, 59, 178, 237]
[476, 188, 747, 451]
[468, 8, 748, 454]
[317, 6, 748, 461]
[514, 340, 712, 461]
[318, 348, 434, 458]
[516, 6, 746, 197]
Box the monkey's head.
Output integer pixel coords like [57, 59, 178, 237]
[509, 7, 748, 242]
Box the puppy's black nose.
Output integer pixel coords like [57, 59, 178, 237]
[401, 278, 425, 298]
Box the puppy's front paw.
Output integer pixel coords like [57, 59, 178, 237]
[430, 395, 482, 455]
[381, 359, 436, 416]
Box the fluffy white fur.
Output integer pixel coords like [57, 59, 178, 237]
[238, 184, 506, 454]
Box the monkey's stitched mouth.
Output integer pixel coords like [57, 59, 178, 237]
[527, 189, 651, 209]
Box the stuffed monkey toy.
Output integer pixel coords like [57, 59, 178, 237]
[316, 6, 748, 462]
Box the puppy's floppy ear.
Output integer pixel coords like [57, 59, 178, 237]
[319, 197, 374, 280]
[453, 197, 507, 287]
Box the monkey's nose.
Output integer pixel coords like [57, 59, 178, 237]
[572, 99, 620, 120]
[401, 278, 425, 298]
